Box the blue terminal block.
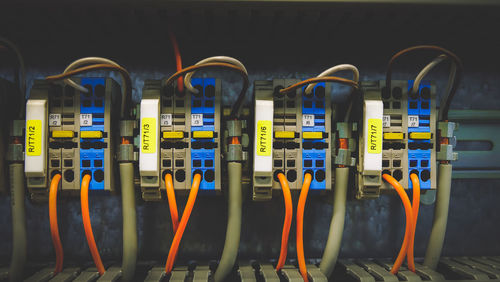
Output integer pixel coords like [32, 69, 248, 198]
[191, 78, 217, 191]
[302, 83, 327, 190]
[407, 80, 432, 189]
[80, 78, 106, 191]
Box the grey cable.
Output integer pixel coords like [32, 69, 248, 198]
[213, 162, 242, 282]
[119, 163, 137, 281]
[319, 167, 349, 278]
[8, 163, 27, 282]
[423, 163, 452, 270]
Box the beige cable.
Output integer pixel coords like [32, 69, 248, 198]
[305, 64, 359, 95]
[61, 57, 127, 117]
[183, 56, 248, 94]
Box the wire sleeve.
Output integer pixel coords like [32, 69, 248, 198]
[49, 174, 63, 275]
[424, 163, 452, 269]
[276, 173, 293, 271]
[120, 163, 138, 281]
[407, 174, 420, 272]
[81, 174, 106, 276]
[165, 173, 202, 274]
[319, 167, 348, 278]
[8, 163, 27, 282]
[213, 162, 243, 282]
[297, 173, 312, 282]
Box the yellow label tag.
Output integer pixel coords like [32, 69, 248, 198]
[141, 118, 156, 153]
[256, 120, 272, 156]
[367, 118, 382, 154]
[26, 120, 42, 156]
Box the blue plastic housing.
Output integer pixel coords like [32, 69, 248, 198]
[407, 80, 432, 189]
[302, 83, 327, 190]
[190, 78, 216, 191]
[80, 78, 106, 191]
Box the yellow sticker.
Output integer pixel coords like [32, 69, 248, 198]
[141, 118, 156, 153]
[26, 120, 42, 156]
[256, 120, 272, 156]
[367, 118, 382, 154]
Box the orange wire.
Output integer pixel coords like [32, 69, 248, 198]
[81, 174, 105, 276]
[168, 29, 183, 93]
[165, 173, 179, 233]
[407, 174, 420, 272]
[165, 173, 202, 274]
[49, 174, 63, 274]
[297, 173, 312, 282]
[382, 174, 414, 274]
[276, 173, 293, 271]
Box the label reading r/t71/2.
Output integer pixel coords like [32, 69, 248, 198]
[256, 120, 272, 156]
[26, 120, 42, 156]
[367, 118, 382, 154]
[141, 118, 156, 153]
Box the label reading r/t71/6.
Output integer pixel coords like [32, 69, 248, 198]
[141, 118, 156, 153]
[256, 120, 272, 156]
[367, 118, 382, 154]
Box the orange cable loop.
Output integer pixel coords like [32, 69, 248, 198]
[297, 173, 313, 282]
[165, 173, 202, 274]
[407, 174, 421, 272]
[81, 174, 105, 276]
[167, 29, 183, 93]
[165, 173, 179, 233]
[49, 174, 64, 274]
[276, 173, 293, 271]
[382, 174, 414, 274]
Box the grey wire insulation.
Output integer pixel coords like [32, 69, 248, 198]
[319, 167, 349, 278]
[213, 162, 242, 282]
[8, 163, 27, 282]
[120, 163, 137, 281]
[423, 163, 452, 269]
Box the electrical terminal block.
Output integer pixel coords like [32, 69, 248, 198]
[356, 80, 438, 199]
[25, 78, 120, 201]
[140, 78, 221, 201]
[252, 79, 332, 200]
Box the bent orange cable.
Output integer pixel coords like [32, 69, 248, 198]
[81, 174, 105, 276]
[276, 173, 293, 271]
[167, 28, 183, 93]
[49, 174, 64, 274]
[297, 173, 312, 282]
[407, 174, 421, 272]
[165, 173, 202, 274]
[382, 174, 414, 274]
[165, 173, 179, 233]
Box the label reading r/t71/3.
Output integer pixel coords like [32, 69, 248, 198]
[256, 120, 272, 156]
[141, 118, 156, 153]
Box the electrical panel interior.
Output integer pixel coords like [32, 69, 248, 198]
[1, 2, 500, 282]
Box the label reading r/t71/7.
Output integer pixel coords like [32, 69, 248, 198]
[367, 118, 382, 154]
[256, 120, 272, 156]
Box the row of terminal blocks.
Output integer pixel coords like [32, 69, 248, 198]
[252, 79, 332, 201]
[18, 77, 438, 202]
[356, 80, 437, 199]
[24, 79, 118, 201]
[139, 79, 222, 201]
